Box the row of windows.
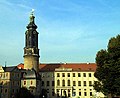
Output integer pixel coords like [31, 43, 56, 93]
[0, 73, 20, 78]
[0, 81, 20, 86]
[24, 81, 33, 85]
[57, 73, 92, 77]
[44, 88, 93, 97]
[41, 72, 92, 78]
[57, 80, 93, 87]
[41, 80, 93, 87]
[23, 80, 40, 85]
[0, 88, 19, 94]
[12, 81, 20, 86]
[0, 89, 8, 93]
[0, 73, 9, 78]
[42, 81, 54, 86]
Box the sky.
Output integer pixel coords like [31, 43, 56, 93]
[0, 0, 120, 66]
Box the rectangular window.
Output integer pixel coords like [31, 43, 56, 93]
[12, 73, 14, 77]
[68, 93, 70, 97]
[79, 92, 81, 96]
[18, 81, 20, 86]
[73, 81, 76, 86]
[24, 81, 26, 85]
[6, 73, 8, 77]
[52, 81, 54, 86]
[52, 92, 55, 96]
[89, 73, 91, 77]
[62, 80, 65, 86]
[57, 93, 59, 97]
[68, 80, 70, 86]
[12, 89, 14, 93]
[78, 73, 81, 77]
[84, 92, 87, 96]
[47, 81, 49, 86]
[83, 73, 86, 77]
[84, 81, 86, 86]
[3, 73, 5, 78]
[13, 81, 14, 86]
[52, 89, 55, 96]
[42, 81, 44, 86]
[90, 92, 92, 96]
[73, 73, 75, 77]
[57, 80, 60, 86]
[31, 81, 33, 85]
[62, 73, 65, 77]
[89, 81, 92, 86]
[5, 89, 7, 93]
[57, 73, 60, 77]
[67, 73, 70, 77]
[78, 81, 81, 86]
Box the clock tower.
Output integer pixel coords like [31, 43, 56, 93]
[24, 11, 39, 72]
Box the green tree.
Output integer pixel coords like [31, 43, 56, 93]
[94, 35, 120, 97]
[14, 87, 34, 98]
[39, 89, 47, 98]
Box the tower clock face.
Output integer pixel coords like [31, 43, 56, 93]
[33, 31, 36, 34]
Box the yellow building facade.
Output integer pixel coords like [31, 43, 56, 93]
[0, 66, 21, 98]
[39, 63, 105, 98]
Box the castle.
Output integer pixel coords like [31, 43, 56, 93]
[0, 12, 105, 98]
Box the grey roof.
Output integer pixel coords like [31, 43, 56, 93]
[3, 66, 17, 72]
[22, 69, 36, 79]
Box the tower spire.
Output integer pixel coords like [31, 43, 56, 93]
[27, 9, 37, 29]
[29, 9, 35, 23]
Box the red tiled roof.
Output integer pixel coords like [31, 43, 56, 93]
[17, 63, 24, 69]
[17, 63, 96, 72]
[39, 63, 96, 72]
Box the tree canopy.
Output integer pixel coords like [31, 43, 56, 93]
[14, 87, 34, 98]
[94, 35, 120, 97]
